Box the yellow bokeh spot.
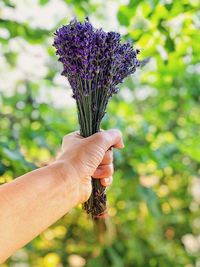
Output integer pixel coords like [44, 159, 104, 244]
[37, 148, 51, 162]
[108, 207, 117, 217]
[165, 132, 175, 143]
[170, 198, 182, 209]
[163, 166, 173, 176]
[43, 229, 54, 241]
[43, 253, 60, 267]
[177, 117, 186, 126]
[117, 200, 126, 210]
[151, 132, 175, 150]
[0, 173, 12, 182]
[53, 225, 67, 238]
[139, 201, 149, 218]
[146, 160, 157, 172]
[31, 121, 41, 130]
[162, 202, 171, 214]
[167, 175, 181, 190]
[157, 185, 169, 197]
[0, 176, 6, 184]
[137, 160, 157, 175]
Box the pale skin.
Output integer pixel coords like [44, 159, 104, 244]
[0, 129, 124, 263]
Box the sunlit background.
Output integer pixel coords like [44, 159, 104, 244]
[0, 0, 200, 266]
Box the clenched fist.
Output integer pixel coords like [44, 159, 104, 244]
[56, 129, 124, 204]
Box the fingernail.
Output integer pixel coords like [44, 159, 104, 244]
[104, 178, 111, 184]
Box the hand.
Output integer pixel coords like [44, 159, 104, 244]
[56, 129, 124, 205]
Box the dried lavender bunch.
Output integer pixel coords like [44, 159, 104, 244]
[53, 17, 140, 218]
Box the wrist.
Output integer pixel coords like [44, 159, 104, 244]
[48, 161, 80, 210]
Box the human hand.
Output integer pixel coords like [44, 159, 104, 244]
[56, 129, 124, 206]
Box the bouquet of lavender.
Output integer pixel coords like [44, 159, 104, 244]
[53, 18, 140, 218]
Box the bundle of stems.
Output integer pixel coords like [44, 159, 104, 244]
[76, 79, 110, 217]
[53, 17, 140, 218]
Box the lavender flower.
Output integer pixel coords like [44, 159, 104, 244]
[53, 18, 140, 218]
[53, 18, 140, 99]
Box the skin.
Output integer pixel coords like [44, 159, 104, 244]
[0, 129, 124, 263]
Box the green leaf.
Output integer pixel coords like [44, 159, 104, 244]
[39, 0, 49, 5]
[117, 6, 132, 26]
[165, 36, 175, 52]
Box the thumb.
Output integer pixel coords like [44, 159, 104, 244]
[86, 129, 124, 152]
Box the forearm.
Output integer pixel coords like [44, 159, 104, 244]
[0, 162, 77, 263]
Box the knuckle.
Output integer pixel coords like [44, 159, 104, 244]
[95, 132, 105, 144]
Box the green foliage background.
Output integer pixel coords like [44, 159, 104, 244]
[0, 0, 200, 266]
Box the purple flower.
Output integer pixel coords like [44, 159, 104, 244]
[53, 18, 140, 99]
